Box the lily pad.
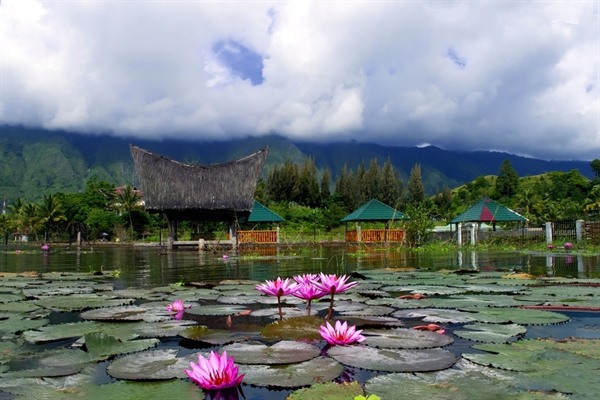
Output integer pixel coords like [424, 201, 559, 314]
[0, 312, 49, 335]
[365, 359, 570, 399]
[392, 308, 477, 323]
[107, 349, 188, 380]
[363, 328, 454, 349]
[223, 340, 321, 364]
[84, 332, 160, 360]
[465, 308, 571, 325]
[80, 306, 153, 321]
[261, 316, 324, 341]
[285, 380, 364, 399]
[34, 294, 134, 312]
[186, 304, 250, 316]
[454, 323, 527, 343]
[239, 356, 343, 388]
[327, 345, 458, 372]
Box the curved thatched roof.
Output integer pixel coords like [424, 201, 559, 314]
[131, 145, 268, 220]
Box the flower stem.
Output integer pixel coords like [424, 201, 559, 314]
[277, 295, 283, 321]
[326, 292, 335, 321]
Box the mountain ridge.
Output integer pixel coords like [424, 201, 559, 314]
[0, 125, 593, 202]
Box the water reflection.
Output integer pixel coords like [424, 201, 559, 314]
[0, 244, 598, 287]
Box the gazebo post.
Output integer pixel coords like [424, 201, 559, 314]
[166, 216, 178, 250]
[457, 223, 462, 246]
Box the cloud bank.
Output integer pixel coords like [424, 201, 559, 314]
[1, 0, 598, 160]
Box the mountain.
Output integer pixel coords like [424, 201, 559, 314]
[0, 125, 593, 202]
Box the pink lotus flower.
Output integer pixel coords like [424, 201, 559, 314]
[564, 242, 573, 250]
[320, 320, 365, 346]
[166, 299, 190, 313]
[292, 276, 326, 315]
[311, 273, 358, 320]
[547, 244, 555, 250]
[256, 277, 299, 320]
[185, 350, 244, 390]
[311, 273, 357, 295]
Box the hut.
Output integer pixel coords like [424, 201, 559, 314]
[130, 145, 269, 249]
[238, 200, 285, 244]
[450, 197, 528, 245]
[341, 199, 409, 244]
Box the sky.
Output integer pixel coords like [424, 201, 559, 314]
[1, 0, 599, 161]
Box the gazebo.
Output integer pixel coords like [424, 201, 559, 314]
[130, 145, 269, 249]
[238, 200, 285, 244]
[341, 199, 409, 243]
[450, 197, 528, 245]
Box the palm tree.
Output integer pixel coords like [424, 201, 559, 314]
[37, 194, 66, 241]
[114, 184, 142, 232]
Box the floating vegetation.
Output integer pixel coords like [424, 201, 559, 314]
[0, 268, 597, 400]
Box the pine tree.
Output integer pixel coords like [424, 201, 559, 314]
[320, 168, 331, 206]
[298, 157, 320, 207]
[363, 158, 381, 202]
[407, 163, 425, 205]
[380, 157, 402, 207]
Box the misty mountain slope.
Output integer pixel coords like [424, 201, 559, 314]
[0, 125, 592, 202]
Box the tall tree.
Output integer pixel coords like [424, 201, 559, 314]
[298, 157, 320, 207]
[379, 158, 402, 207]
[363, 158, 381, 202]
[37, 194, 66, 241]
[591, 159, 600, 180]
[407, 164, 425, 205]
[494, 159, 519, 199]
[320, 168, 331, 206]
[114, 184, 142, 231]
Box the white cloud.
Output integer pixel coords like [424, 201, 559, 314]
[1, 0, 598, 160]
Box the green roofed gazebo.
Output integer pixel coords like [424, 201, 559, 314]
[341, 199, 409, 244]
[450, 198, 527, 245]
[239, 201, 285, 244]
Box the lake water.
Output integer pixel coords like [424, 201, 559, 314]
[1, 243, 598, 287]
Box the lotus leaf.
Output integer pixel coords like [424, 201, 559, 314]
[0, 293, 25, 303]
[365, 297, 434, 309]
[339, 304, 395, 317]
[0, 312, 49, 335]
[363, 327, 454, 349]
[380, 285, 466, 296]
[261, 316, 324, 341]
[392, 308, 477, 324]
[223, 340, 321, 364]
[23, 321, 126, 343]
[216, 295, 260, 304]
[364, 359, 570, 399]
[107, 349, 188, 380]
[79, 305, 152, 321]
[132, 320, 200, 338]
[454, 323, 527, 343]
[465, 308, 570, 325]
[250, 307, 308, 319]
[113, 288, 168, 301]
[34, 294, 134, 312]
[186, 304, 250, 316]
[239, 356, 343, 388]
[427, 294, 530, 309]
[83, 332, 159, 359]
[286, 380, 365, 399]
[327, 345, 458, 372]
[0, 300, 43, 313]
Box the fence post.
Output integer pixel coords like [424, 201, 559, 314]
[545, 222, 553, 244]
[457, 223, 462, 246]
[575, 220, 584, 243]
[470, 224, 477, 245]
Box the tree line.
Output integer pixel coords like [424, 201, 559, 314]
[1, 157, 599, 245]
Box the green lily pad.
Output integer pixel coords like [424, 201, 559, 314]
[363, 328, 454, 349]
[107, 349, 188, 380]
[34, 294, 134, 312]
[0, 312, 49, 335]
[80, 305, 153, 321]
[84, 332, 159, 360]
[463, 340, 600, 398]
[78, 380, 203, 400]
[0, 300, 42, 313]
[261, 316, 324, 341]
[0, 293, 26, 303]
[285, 380, 365, 399]
[465, 308, 571, 325]
[327, 345, 458, 372]
[239, 356, 343, 388]
[223, 340, 321, 364]
[392, 308, 477, 323]
[186, 304, 250, 316]
[365, 359, 570, 400]
[454, 323, 527, 343]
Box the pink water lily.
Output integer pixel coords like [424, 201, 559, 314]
[320, 320, 365, 346]
[166, 299, 190, 312]
[311, 273, 358, 320]
[185, 350, 244, 390]
[564, 242, 573, 250]
[292, 275, 326, 315]
[256, 277, 299, 320]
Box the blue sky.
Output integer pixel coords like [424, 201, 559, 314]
[0, 0, 598, 161]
